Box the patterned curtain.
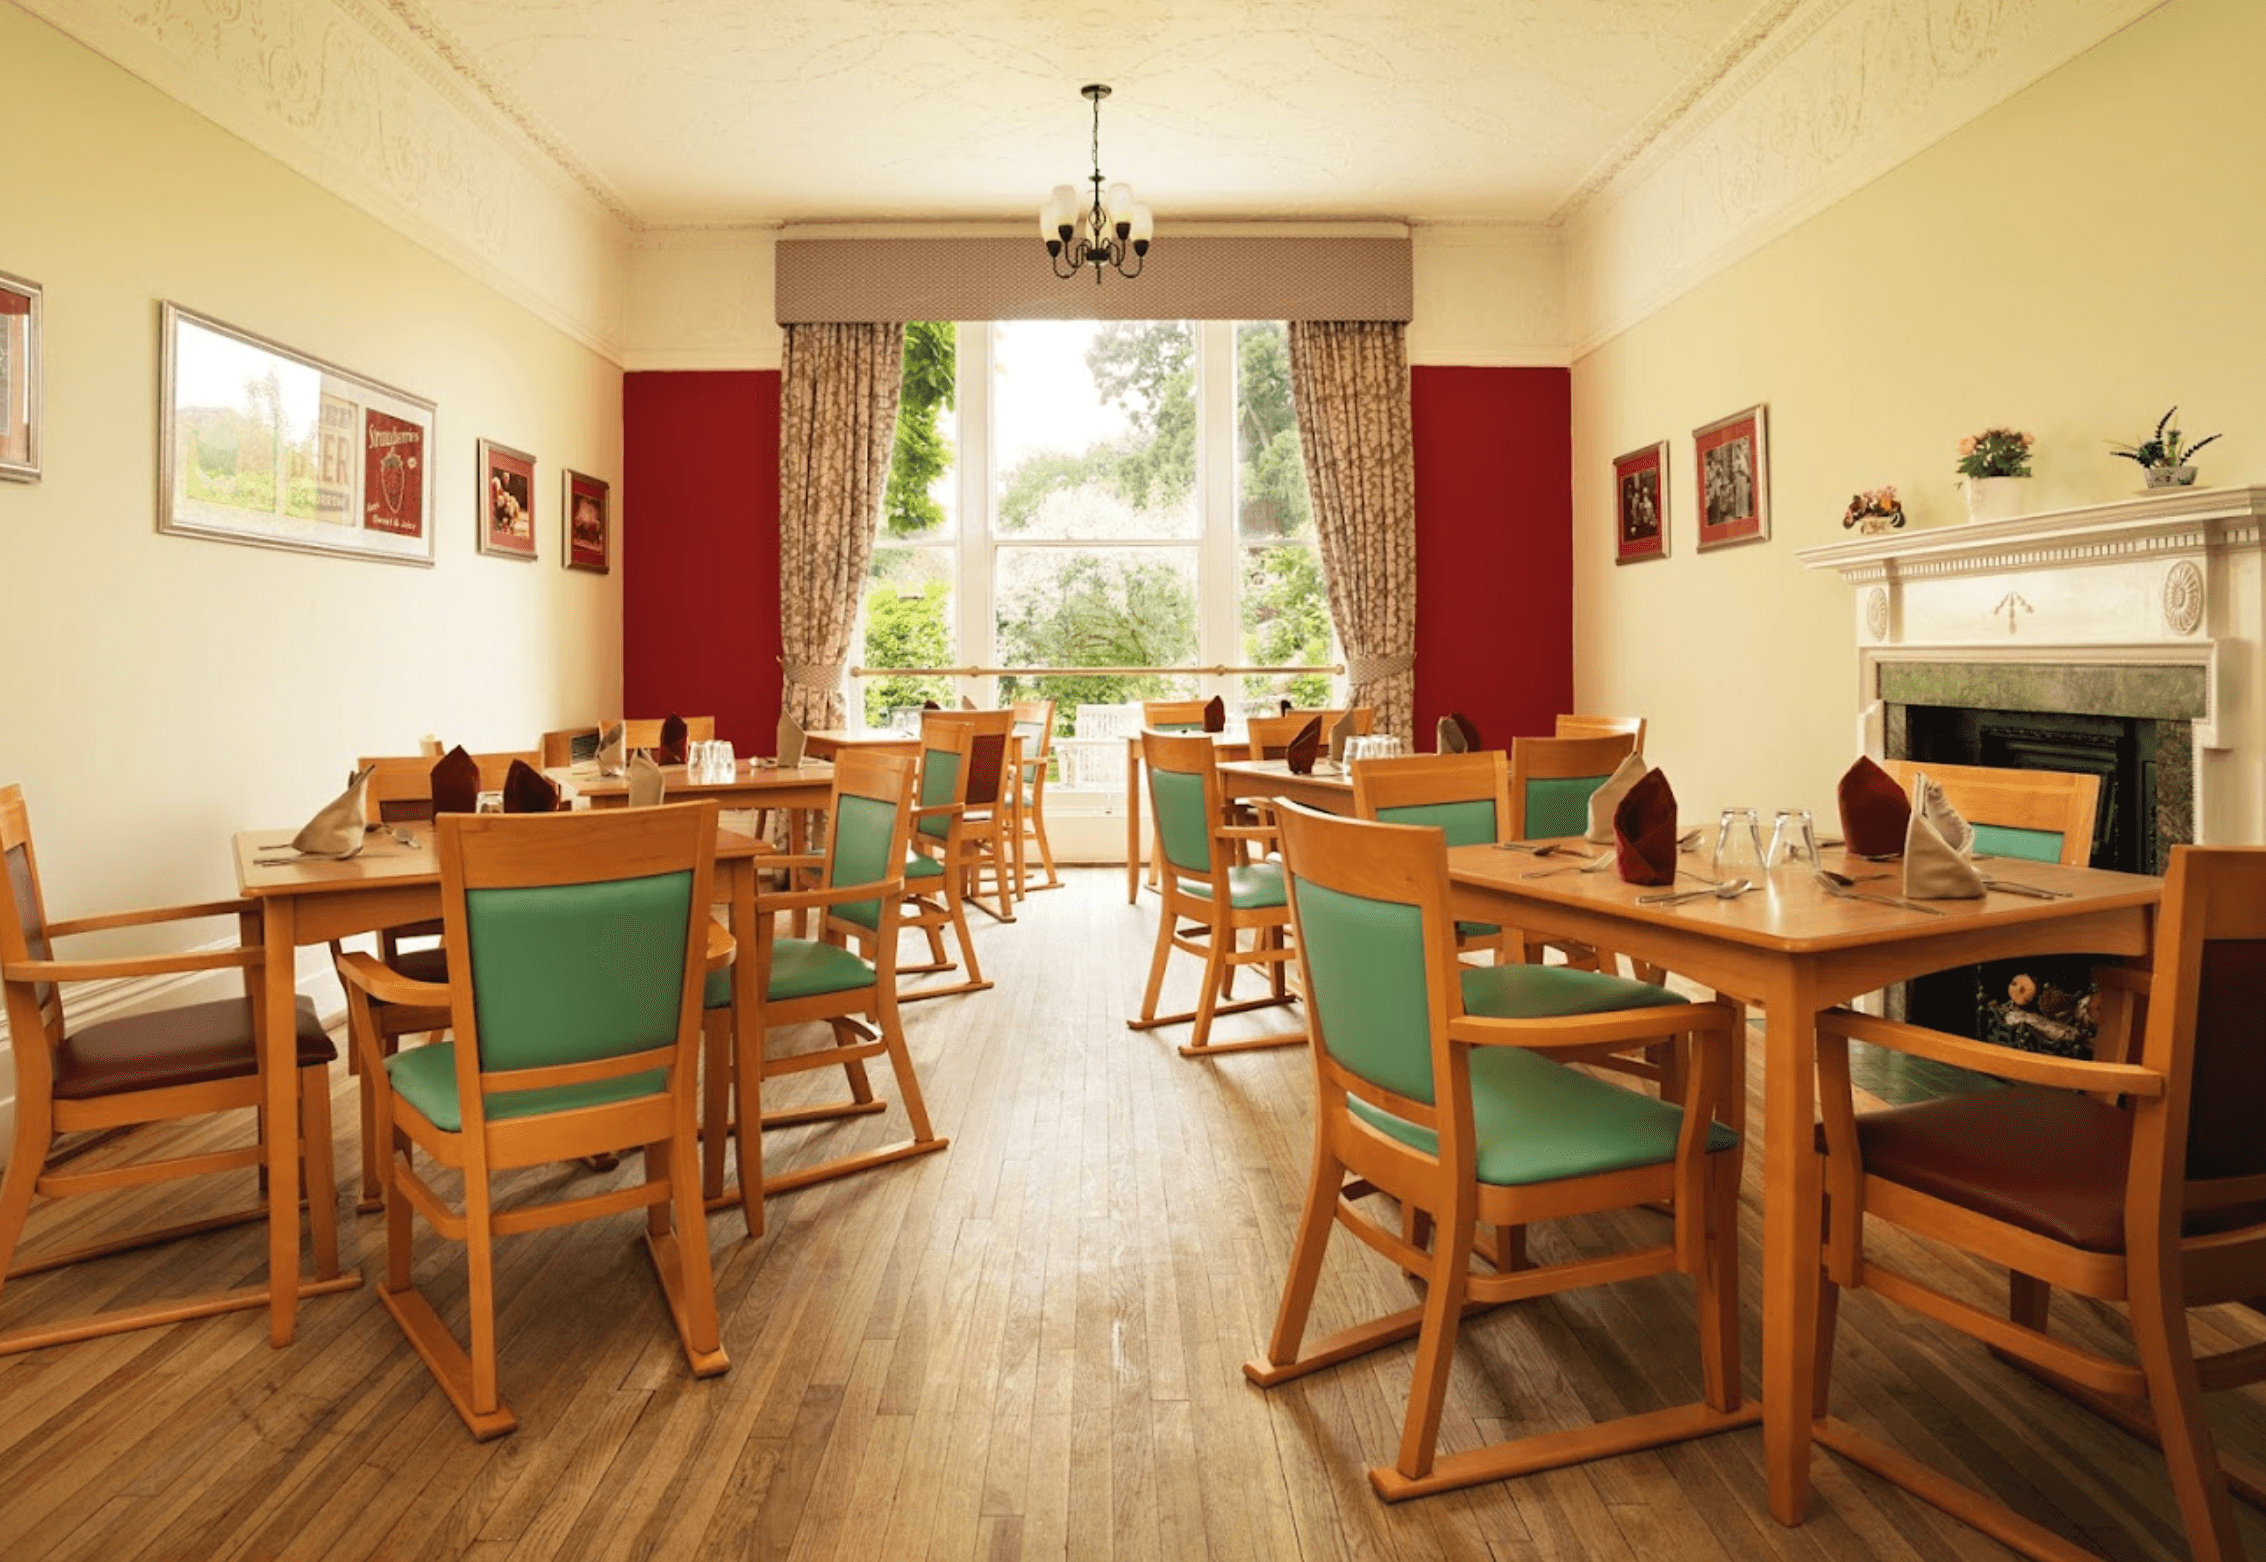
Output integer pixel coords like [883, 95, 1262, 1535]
[1288, 320, 1416, 741]
[778, 322, 906, 730]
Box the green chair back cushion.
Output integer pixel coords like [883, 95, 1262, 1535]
[830, 792, 899, 929]
[387, 1042, 663, 1133]
[1291, 878, 1437, 1105]
[1970, 823, 2066, 864]
[464, 870, 692, 1075]
[1523, 775, 1607, 839]
[1377, 798, 1501, 849]
[917, 747, 962, 840]
[1151, 722, 1205, 733]
[1149, 768, 1214, 877]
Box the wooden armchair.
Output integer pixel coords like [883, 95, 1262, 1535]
[1140, 698, 1210, 732]
[1554, 713, 1646, 752]
[1809, 845, 2266, 1562]
[1244, 802, 1749, 1499]
[921, 708, 1018, 923]
[1878, 756, 2099, 865]
[1008, 698, 1062, 894]
[1245, 707, 1373, 761]
[335, 804, 728, 1438]
[896, 717, 991, 1000]
[540, 726, 602, 768]
[0, 784, 348, 1355]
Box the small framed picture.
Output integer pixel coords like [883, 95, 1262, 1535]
[0, 270, 41, 483]
[1613, 441, 1668, 564]
[478, 438, 537, 559]
[1693, 404, 1769, 551]
[563, 469, 609, 573]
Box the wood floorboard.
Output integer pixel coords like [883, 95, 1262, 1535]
[3, 868, 2265, 1559]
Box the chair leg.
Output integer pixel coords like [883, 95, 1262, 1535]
[1388, 1202, 1478, 1485]
[1184, 928, 1231, 1054]
[644, 1132, 728, 1376]
[299, 1065, 340, 1280]
[2130, 1248, 2246, 1561]
[701, 1007, 733, 1204]
[1136, 896, 1177, 1025]
[0, 1095, 50, 1303]
[1696, 1152, 1741, 1414]
[1245, 1147, 1346, 1379]
[2009, 1271, 2051, 1331]
[464, 1175, 503, 1423]
[1028, 804, 1061, 890]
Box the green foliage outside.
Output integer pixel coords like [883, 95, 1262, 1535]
[883, 321, 956, 539]
[1242, 545, 1332, 708]
[860, 579, 954, 726]
[995, 552, 1199, 721]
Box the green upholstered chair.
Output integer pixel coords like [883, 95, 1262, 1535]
[924, 708, 1018, 923]
[1351, 749, 1517, 962]
[1505, 731, 1638, 841]
[1128, 728, 1302, 1057]
[1244, 801, 1751, 1501]
[334, 803, 727, 1438]
[1140, 698, 1209, 733]
[1245, 707, 1373, 761]
[1553, 712, 1647, 752]
[896, 715, 992, 999]
[1008, 698, 1062, 895]
[1811, 846, 2266, 1562]
[697, 748, 945, 1237]
[1879, 757, 2099, 865]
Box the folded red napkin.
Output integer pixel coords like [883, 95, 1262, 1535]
[502, 759, 561, 814]
[1284, 717, 1323, 775]
[1278, 698, 1293, 716]
[1613, 768, 1679, 886]
[430, 746, 481, 815]
[1202, 695, 1227, 733]
[657, 714, 689, 766]
[1837, 756, 1911, 857]
[921, 699, 941, 711]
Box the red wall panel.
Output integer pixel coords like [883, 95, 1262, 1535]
[622, 370, 781, 750]
[1410, 366, 1572, 747]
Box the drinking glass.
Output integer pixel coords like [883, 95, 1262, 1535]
[1712, 807, 1764, 882]
[712, 739, 735, 780]
[1766, 807, 1818, 872]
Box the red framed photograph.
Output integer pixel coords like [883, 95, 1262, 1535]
[1693, 404, 1769, 551]
[564, 469, 609, 573]
[478, 438, 537, 560]
[1613, 441, 1668, 564]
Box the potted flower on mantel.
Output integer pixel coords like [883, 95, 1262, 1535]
[2110, 406, 2220, 489]
[1955, 427, 2035, 522]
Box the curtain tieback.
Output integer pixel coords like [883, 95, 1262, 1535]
[1346, 650, 1415, 684]
[780, 659, 841, 692]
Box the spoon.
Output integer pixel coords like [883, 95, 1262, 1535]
[1635, 878, 1752, 906]
[1812, 869, 1945, 916]
[1522, 853, 1612, 878]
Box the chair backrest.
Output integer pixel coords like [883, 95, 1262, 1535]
[614, 716, 717, 752]
[1246, 708, 1374, 761]
[1349, 751, 1512, 848]
[920, 709, 1013, 810]
[911, 716, 977, 844]
[1141, 698, 1209, 733]
[433, 803, 718, 1138]
[1554, 713, 1647, 754]
[1010, 698, 1057, 769]
[1140, 729, 1231, 887]
[0, 784, 61, 1049]
[541, 727, 602, 768]
[360, 751, 540, 823]
[1878, 757, 2099, 866]
[1507, 732, 1639, 839]
[1274, 801, 1466, 1134]
[823, 749, 917, 936]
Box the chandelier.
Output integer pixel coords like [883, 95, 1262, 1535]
[1040, 85, 1153, 284]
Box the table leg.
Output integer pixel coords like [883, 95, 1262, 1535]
[263, 898, 301, 1346]
[1126, 738, 1142, 904]
[1760, 965, 1825, 1525]
[729, 857, 765, 1240]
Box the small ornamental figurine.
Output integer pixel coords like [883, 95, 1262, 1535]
[1843, 485, 1906, 535]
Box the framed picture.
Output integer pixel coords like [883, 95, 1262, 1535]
[1693, 404, 1770, 551]
[563, 469, 609, 573]
[1613, 441, 1668, 564]
[0, 270, 41, 483]
[158, 303, 434, 563]
[478, 438, 538, 559]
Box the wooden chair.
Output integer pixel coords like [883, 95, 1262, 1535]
[614, 716, 716, 754]
[1008, 698, 1062, 895]
[922, 709, 1018, 923]
[896, 718, 991, 1001]
[699, 750, 947, 1236]
[1244, 802, 1750, 1499]
[1244, 707, 1374, 761]
[1127, 729, 1301, 1056]
[363, 749, 539, 822]
[1878, 757, 2099, 866]
[0, 783, 347, 1355]
[1810, 845, 2266, 1562]
[334, 803, 728, 1438]
[1554, 713, 1647, 753]
[1503, 731, 1642, 971]
[540, 727, 601, 768]
[1140, 698, 1210, 732]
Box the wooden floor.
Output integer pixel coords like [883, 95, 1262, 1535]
[3, 868, 2263, 1561]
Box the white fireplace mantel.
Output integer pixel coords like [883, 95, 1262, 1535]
[1798, 485, 2266, 845]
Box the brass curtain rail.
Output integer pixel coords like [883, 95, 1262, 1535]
[849, 663, 1344, 679]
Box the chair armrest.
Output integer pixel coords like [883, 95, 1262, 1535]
[6, 947, 262, 982]
[1217, 826, 1278, 843]
[1448, 1001, 1733, 1055]
[910, 803, 966, 821]
[705, 921, 735, 970]
[1816, 1008, 2164, 1097]
[756, 878, 905, 915]
[761, 852, 827, 871]
[45, 898, 260, 938]
[334, 950, 453, 1009]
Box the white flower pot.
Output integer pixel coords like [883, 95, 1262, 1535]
[1964, 476, 2025, 523]
[2144, 465, 2198, 489]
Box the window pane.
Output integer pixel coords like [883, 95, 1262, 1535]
[995, 545, 1198, 712]
[881, 321, 958, 542]
[993, 320, 1199, 540]
[1235, 321, 1312, 542]
[860, 546, 956, 727]
[1240, 544, 1333, 708]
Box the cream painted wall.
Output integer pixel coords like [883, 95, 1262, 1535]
[0, 6, 624, 1116]
[1570, 0, 2264, 826]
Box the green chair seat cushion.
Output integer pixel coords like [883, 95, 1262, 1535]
[1348, 1045, 1738, 1187]
[905, 852, 944, 879]
[1455, 920, 1502, 940]
[767, 937, 876, 1000]
[1459, 962, 1693, 1019]
[704, 965, 732, 1008]
[387, 1042, 663, 1134]
[1178, 862, 1288, 910]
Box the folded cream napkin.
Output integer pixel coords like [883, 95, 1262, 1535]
[627, 752, 665, 808]
[1436, 715, 1467, 754]
[1905, 806, 1986, 898]
[1327, 710, 1355, 764]
[1584, 753, 1652, 843]
[959, 695, 978, 711]
[1914, 772, 1975, 856]
[1613, 768, 1679, 886]
[777, 711, 807, 768]
[290, 763, 376, 857]
[430, 746, 481, 816]
[598, 721, 626, 776]
[1284, 717, 1323, 775]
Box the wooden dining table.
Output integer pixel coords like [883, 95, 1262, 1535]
[1445, 839, 2162, 1531]
[232, 820, 779, 1345]
[802, 729, 919, 761]
[553, 759, 835, 852]
[1213, 756, 1357, 816]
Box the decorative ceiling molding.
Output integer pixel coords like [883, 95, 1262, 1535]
[1563, 0, 2175, 355]
[19, 0, 629, 359]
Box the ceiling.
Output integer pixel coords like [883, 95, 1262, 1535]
[405, 0, 1784, 229]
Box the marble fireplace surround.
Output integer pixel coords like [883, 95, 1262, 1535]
[1798, 485, 2266, 847]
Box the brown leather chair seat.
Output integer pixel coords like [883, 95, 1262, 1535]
[1827, 1085, 2266, 1253]
[53, 995, 334, 1100]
